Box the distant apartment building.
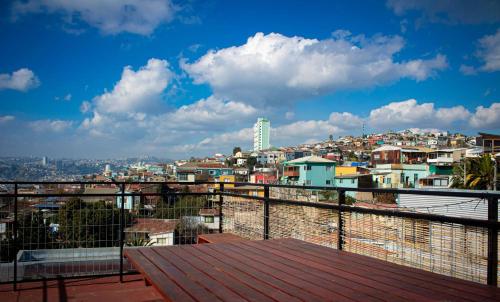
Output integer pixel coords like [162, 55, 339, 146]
[253, 118, 270, 151]
[176, 162, 233, 182]
[476, 132, 500, 154]
[371, 145, 428, 165]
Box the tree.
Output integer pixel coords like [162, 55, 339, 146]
[451, 154, 496, 190]
[233, 146, 242, 155]
[329, 134, 334, 142]
[57, 198, 131, 248]
[175, 217, 209, 245]
[155, 195, 207, 220]
[246, 157, 257, 170]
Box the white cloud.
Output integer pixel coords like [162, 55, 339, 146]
[329, 112, 364, 129]
[0, 115, 15, 123]
[0, 68, 40, 91]
[93, 58, 173, 115]
[182, 32, 447, 106]
[64, 93, 72, 101]
[469, 103, 500, 129]
[368, 99, 471, 129]
[387, 0, 500, 25]
[476, 29, 500, 72]
[29, 119, 73, 132]
[159, 96, 257, 130]
[12, 0, 177, 35]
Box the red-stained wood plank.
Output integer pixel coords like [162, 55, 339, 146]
[199, 243, 353, 302]
[246, 242, 472, 300]
[182, 244, 302, 302]
[169, 247, 278, 301]
[277, 238, 497, 302]
[153, 247, 247, 302]
[249, 239, 474, 302]
[139, 248, 222, 302]
[280, 238, 500, 301]
[240, 240, 434, 302]
[208, 242, 385, 302]
[197, 233, 247, 244]
[227, 241, 420, 302]
[124, 249, 195, 302]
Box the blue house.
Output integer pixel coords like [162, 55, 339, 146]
[283, 156, 335, 187]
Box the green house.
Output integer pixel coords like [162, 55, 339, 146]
[283, 156, 336, 187]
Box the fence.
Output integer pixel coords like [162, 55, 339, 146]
[0, 181, 499, 289]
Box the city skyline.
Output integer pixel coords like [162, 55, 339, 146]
[0, 1, 499, 158]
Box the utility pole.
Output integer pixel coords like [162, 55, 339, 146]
[464, 158, 467, 187]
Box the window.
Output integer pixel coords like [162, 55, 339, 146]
[204, 216, 215, 223]
[209, 170, 216, 175]
[179, 174, 188, 181]
[386, 177, 391, 184]
[326, 180, 331, 185]
[326, 166, 332, 172]
[339, 179, 343, 184]
[352, 179, 355, 184]
[306, 165, 312, 170]
[306, 180, 312, 185]
[157, 238, 167, 245]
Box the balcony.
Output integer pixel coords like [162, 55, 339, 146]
[0, 181, 499, 301]
[283, 167, 300, 177]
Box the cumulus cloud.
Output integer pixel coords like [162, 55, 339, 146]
[11, 0, 177, 35]
[80, 101, 91, 113]
[329, 112, 364, 130]
[0, 115, 15, 123]
[93, 58, 173, 115]
[368, 99, 470, 129]
[160, 96, 257, 130]
[387, 0, 500, 25]
[0, 68, 40, 91]
[29, 119, 73, 132]
[182, 32, 447, 106]
[469, 103, 500, 129]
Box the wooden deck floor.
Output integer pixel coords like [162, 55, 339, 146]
[125, 238, 500, 302]
[0, 274, 163, 302]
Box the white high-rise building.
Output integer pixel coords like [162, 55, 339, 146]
[253, 118, 270, 151]
[42, 156, 48, 166]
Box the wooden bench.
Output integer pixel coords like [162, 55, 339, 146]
[197, 233, 247, 244]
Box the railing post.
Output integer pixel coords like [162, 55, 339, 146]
[219, 183, 224, 234]
[487, 196, 498, 286]
[13, 183, 18, 290]
[119, 183, 125, 283]
[338, 189, 345, 250]
[264, 185, 270, 240]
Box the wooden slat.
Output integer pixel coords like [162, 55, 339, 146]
[278, 238, 497, 301]
[207, 242, 386, 302]
[167, 246, 273, 302]
[248, 240, 463, 302]
[229, 241, 421, 302]
[153, 247, 246, 302]
[199, 243, 353, 302]
[124, 249, 195, 302]
[280, 238, 500, 301]
[139, 248, 221, 302]
[125, 238, 500, 302]
[197, 233, 246, 244]
[184, 244, 301, 302]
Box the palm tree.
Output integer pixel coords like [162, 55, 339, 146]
[451, 154, 496, 190]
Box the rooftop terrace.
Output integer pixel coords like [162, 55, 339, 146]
[0, 181, 499, 301]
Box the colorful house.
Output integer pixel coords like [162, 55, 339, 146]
[283, 156, 336, 187]
[371, 164, 429, 188]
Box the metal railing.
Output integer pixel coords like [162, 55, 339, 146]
[0, 181, 499, 289]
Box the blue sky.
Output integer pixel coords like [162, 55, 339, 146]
[0, 0, 499, 159]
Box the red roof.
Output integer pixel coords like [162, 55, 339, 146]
[125, 218, 178, 235]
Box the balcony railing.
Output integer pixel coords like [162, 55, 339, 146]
[0, 181, 499, 289]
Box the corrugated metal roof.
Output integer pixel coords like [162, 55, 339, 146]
[398, 194, 497, 220]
